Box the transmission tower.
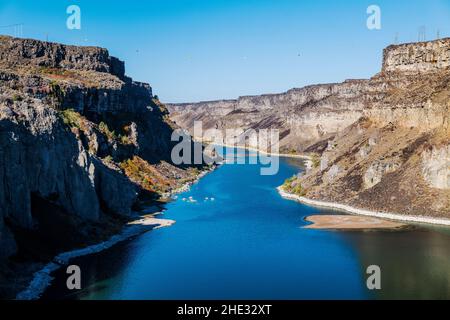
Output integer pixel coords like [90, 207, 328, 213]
[418, 26, 426, 42]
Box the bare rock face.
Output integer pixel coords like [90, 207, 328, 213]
[168, 79, 379, 152]
[0, 103, 101, 226]
[0, 220, 16, 260]
[363, 161, 400, 189]
[382, 38, 450, 73]
[323, 164, 341, 183]
[0, 35, 126, 79]
[168, 38, 450, 151]
[0, 36, 201, 279]
[422, 145, 450, 189]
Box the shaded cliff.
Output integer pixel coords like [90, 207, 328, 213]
[168, 38, 450, 219]
[0, 36, 204, 297]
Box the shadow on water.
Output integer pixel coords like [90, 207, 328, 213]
[42, 239, 140, 300]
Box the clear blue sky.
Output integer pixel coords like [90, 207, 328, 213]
[1, 0, 449, 103]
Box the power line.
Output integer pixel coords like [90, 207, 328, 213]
[0, 23, 24, 38]
[0, 23, 23, 28]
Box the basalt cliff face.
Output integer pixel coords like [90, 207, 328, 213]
[0, 36, 203, 297]
[168, 39, 450, 219]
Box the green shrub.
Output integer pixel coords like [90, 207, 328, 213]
[60, 109, 82, 129]
[282, 175, 307, 196]
[291, 183, 307, 196]
[98, 121, 134, 145]
[12, 94, 23, 102]
[119, 134, 132, 145]
[99, 121, 117, 141]
[311, 153, 321, 168]
[282, 176, 296, 191]
[120, 156, 174, 193]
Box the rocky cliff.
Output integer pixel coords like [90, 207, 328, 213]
[0, 36, 204, 297]
[168, 38, 450, 219]
[168, 80, 374, 152]
[382, 38, 450, 73]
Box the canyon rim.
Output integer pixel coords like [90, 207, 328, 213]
[168, 38, 450, 221]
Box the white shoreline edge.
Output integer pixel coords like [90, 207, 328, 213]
[15, 166, 218, 301]
[277, 187, 450, 227]
[15, 218, 172, 301]
[215, 143, 450, 227]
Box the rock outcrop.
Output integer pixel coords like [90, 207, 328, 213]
[382, 38, 450, 73]
[422, 145, 450, 189]
[0, 36, 204, 297]
[0, 35, 126, 80]
[168, 38, 450, 219]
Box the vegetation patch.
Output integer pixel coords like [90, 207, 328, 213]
[59, 109, 86, 130]
[12, 94, 23, 102]
[99, 121, 117, 141]
[99, 121, 133, 145]
[282, 176, 307, 196]
[39, 67, 76, 78]
[120, 156, 175, 194]
[311, 153, 321, 169]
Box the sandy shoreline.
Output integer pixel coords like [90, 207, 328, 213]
[212, 143, 449, 227]
[278, 187, 450, 227]
[304, 215, 406, 230]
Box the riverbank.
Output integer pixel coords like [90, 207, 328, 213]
[161, 165, 218, 199]
[278, 187, 450, 227]
[16, 165, 217, 300]
[304, 215, 406, 230]
[33, 150, 450, 300]
[15, 213, 173, 300]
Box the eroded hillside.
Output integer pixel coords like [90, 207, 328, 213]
[168, 38, 450, 218]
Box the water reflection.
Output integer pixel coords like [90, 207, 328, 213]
[343, 227, 450, 299]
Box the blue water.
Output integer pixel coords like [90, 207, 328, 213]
[43, 149, 450, 300]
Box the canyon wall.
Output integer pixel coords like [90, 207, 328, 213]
[168, 80, 378, 151]
[0, 36, 203, 297]
[168, 38, 450, 218]
[168, 39, 450, 152]
[382, 38, 450, 73]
